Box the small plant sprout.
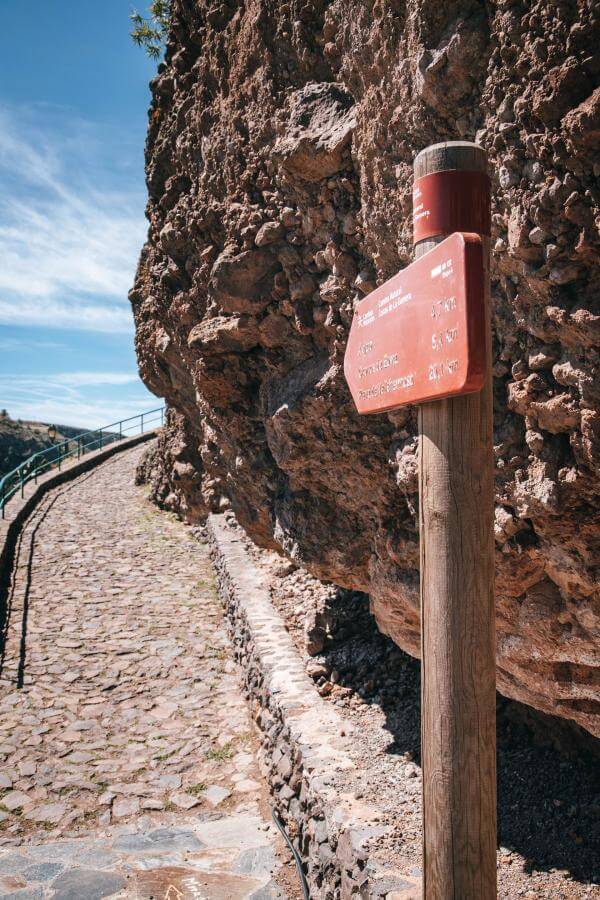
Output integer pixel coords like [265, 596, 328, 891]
[130, 1, 171, 60]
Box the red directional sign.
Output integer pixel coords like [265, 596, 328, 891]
[343, 232, 486, 414]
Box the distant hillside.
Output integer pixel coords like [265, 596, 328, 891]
[0, 412, 109, 478]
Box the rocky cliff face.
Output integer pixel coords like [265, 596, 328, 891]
[131, 0, 600, 737]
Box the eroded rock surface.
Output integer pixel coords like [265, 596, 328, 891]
[131, 1, 600, 736]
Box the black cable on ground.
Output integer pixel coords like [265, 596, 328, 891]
[271, 808, 311, 900]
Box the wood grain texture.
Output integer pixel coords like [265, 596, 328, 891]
[415, 142, 497, 900]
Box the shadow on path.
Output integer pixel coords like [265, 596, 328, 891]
[0, 470, 97, 686]
[319, 588, 600, 886]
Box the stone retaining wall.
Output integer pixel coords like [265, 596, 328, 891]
[207, 513, 420, 900]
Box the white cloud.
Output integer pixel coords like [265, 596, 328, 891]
[0, 106, 148, 333]
[51, 371, 140, 387]
[0, 336, 66, 351]
[0, 372, 160, 430]
[0, 298, 133, 333]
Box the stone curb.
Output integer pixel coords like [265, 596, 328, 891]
[207, 513, 421, 900]
[0, 431, 157, 583]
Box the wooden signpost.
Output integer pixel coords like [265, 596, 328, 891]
[344, 142, 496, 899]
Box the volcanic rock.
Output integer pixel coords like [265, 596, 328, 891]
[131, 0, 600, 737]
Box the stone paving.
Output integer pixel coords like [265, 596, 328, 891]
[0, 445, 298, 899]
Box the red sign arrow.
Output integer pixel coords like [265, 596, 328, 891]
[343, 232, 486, 414]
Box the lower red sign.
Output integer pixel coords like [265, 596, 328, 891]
[343, 232, 486, 414]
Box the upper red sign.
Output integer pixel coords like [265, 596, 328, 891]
[343, 232, 486, 414]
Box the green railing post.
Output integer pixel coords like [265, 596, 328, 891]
[0, 406, 163, 516]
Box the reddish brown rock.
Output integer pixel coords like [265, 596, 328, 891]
[273, 82, 357, 181]
[131, 1, 600, 737]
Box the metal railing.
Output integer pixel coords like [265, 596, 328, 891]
[0, 406, 165, 518]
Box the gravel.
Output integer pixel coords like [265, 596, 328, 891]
[230, 515, 600, 899]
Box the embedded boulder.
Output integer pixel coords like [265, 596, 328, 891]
[209, 246, 280, 314]
[274, 82, 356, 181]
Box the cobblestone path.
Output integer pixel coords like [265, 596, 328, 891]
[0, 445, 298, 899]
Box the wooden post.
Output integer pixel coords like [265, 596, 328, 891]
[414, 142, 496, 899]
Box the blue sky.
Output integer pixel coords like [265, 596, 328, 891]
[0, 1, 160, 428]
